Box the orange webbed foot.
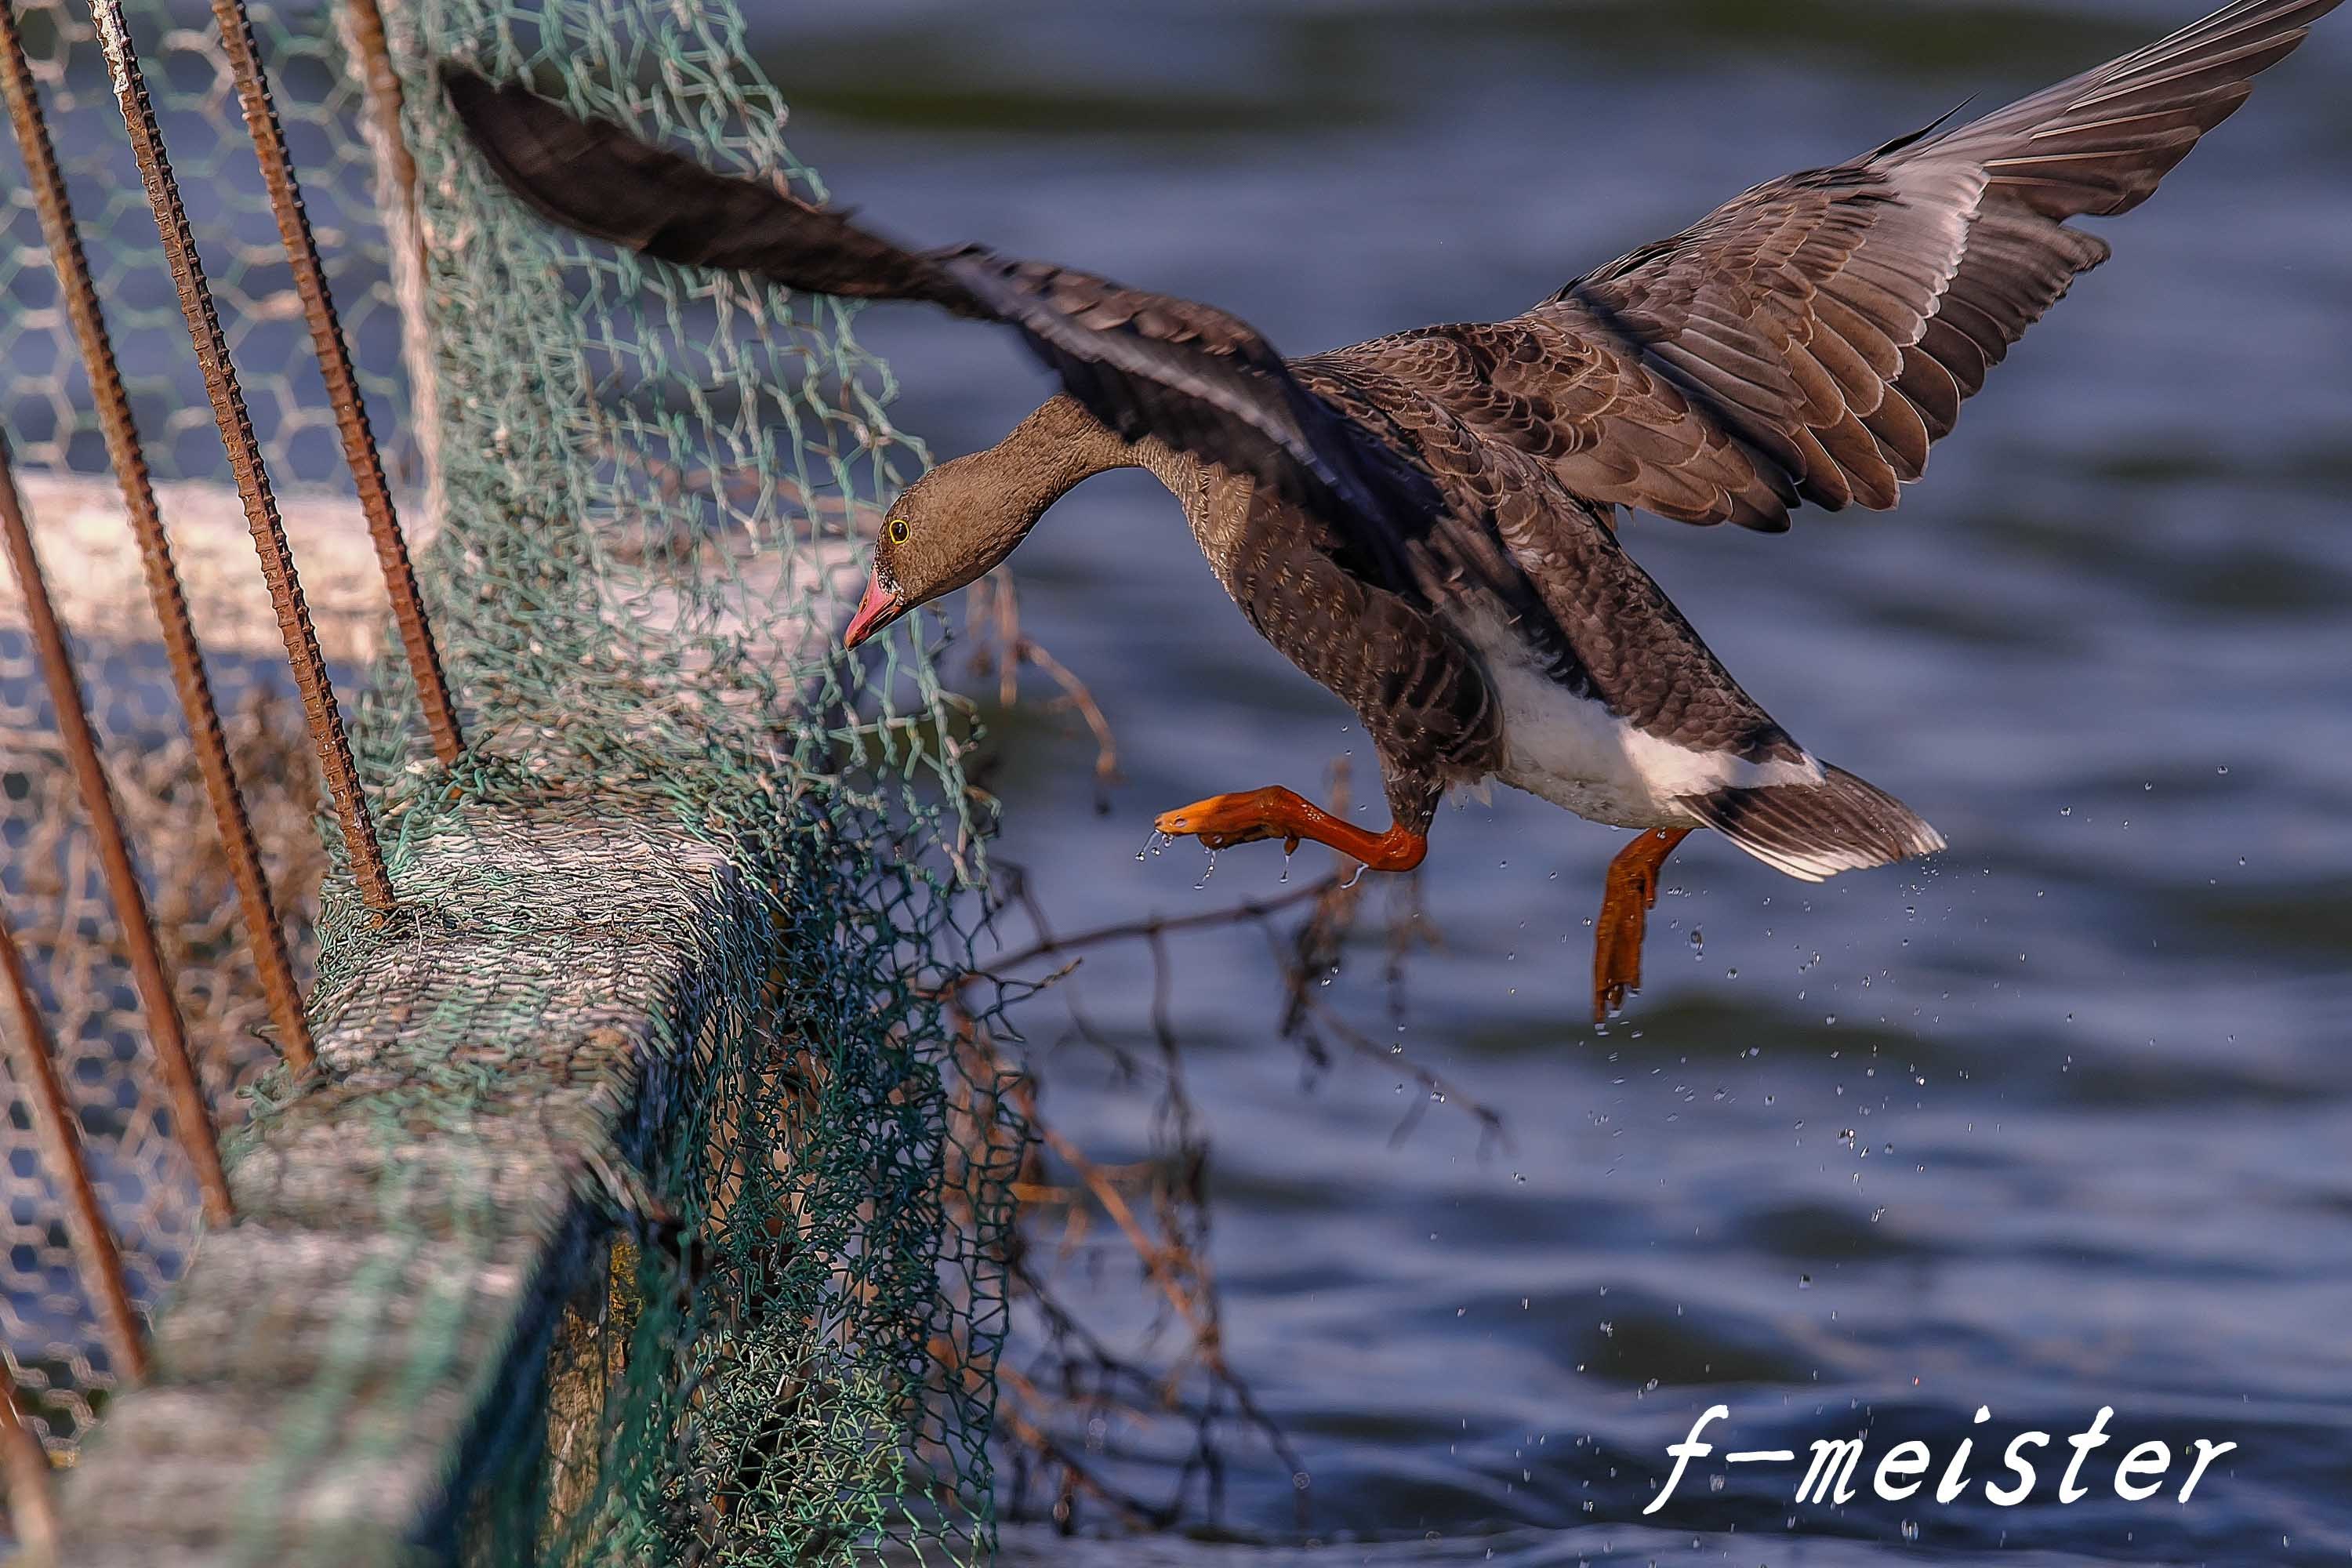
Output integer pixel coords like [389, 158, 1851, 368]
[1155, 787, 1304, 853]
[1592, 828, 1691, 1024]
[1155, 786, 1427, 873]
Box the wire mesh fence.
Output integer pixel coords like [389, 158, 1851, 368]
[1, 0, 1018, 1558]
[0, 0, 391, 1463]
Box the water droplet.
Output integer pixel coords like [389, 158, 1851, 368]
[1194, 850, 1218, 888]
[2060, 805, 2072, 817]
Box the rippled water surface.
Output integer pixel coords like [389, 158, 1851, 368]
[769, 0, 2352, 1560]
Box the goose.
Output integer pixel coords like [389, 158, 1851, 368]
[446, 0, 2339, 1022]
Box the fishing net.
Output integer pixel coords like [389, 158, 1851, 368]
[0, 0, 1018, 1559]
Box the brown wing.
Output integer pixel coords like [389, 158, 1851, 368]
[1350, 0, 2339, 530]
[1294, 358, 1806, 761]
[441, 66, 1453, 600]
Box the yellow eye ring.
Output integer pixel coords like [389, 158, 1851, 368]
[887, 517, 909, 544]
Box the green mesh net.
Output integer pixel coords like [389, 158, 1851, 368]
[2, 0, 1018, 1559]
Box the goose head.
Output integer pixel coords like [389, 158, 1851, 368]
[842, 396, 1140, 649]
[841, 452, 1021, 648]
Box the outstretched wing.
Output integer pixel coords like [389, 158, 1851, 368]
[1342, 0, 2338, 531]
[441, 67, 1451, 598]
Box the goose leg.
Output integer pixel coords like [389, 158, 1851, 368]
[1592, 827, 1690, 1023]
[1154, 787, 1428, 873]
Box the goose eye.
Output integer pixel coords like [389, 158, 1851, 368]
[887, 517, 909, 545]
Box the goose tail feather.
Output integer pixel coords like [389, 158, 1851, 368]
[1682, 764, 1945, 883]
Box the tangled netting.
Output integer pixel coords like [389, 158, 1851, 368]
[2, 0, 1018, 1559]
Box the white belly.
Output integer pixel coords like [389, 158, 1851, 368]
[1465, 620, 1821, 829]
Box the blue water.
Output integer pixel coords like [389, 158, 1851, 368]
[768, 2, 2352, 1561]
[9, 0, 2347, 1559]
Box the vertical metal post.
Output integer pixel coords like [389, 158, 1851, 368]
[205, 0, 463, 766]
[0, 0, 314, 1075]
[0, 887, 154, 1380]
[336, 0, 446, 556]
[86, 0, 399, 914]
[0, 440, 233, 1228]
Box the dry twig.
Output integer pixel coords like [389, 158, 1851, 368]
[942, 755, 1505, 1533]
[964, 570, 1121, 810]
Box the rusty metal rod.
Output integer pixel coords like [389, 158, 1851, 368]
[337, 0, 421, 229]
[205, 0, 463, 767]
[0, 0, 314, 1076]
[0, 902, 150, 1385]
[0, 1350, 61, 1559]
[87, 0, 398, 914]
[335, 0, 446, 554]
[0, 439, 233, 1229]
